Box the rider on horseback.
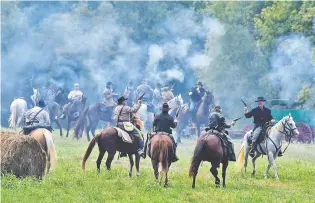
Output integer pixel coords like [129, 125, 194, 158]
[189, 81, 206, 121]
[22, 100, 51, 135]
[207, 105, 236, 161]
[152, 103, 179, 162]
[161, 84, 174, 103]
[114, 96, 145, 158]
[60, 83, 83, 119]
[41, 83, 54, 103]
[244, 97, 280, 156]
[103, 81, 118, 107]
[136, 79, 153, 103]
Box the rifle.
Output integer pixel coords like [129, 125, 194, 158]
[139, 92, 146, 100]
[241, 98, 247, 107]
[175, 106, 181, 119]
[233, 116, 243, 122]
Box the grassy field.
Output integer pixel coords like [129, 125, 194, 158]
[1, 129, 315, 203]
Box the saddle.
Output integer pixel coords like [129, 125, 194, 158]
[23, 124, 53, 135]
[114, 127, 134, 143]
[205, 129, 228, 148]
[248, 123, 273, 145]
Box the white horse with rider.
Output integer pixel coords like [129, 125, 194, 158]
[238, 114, 299, 179]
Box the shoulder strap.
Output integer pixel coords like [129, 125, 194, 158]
[31, 108, 45, 122]
[117, 105, 125, 122]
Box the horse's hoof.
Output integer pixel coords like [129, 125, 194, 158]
[129, 173, 132, 178]
[223, 185, 226, 189]
[192, 185, 195, 189]
[216, 184, 220, 188]
[275, 176, 279, 180]
[251, 172, 255, 176]
[164, 184, 168, 188]
[264, 175, 268, 179]
[136, 172, 140, 177]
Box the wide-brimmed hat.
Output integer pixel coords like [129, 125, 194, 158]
[255, 96, 266, 102]
[161, 103, 171, 111]
[196, 81, 203, 86]
[118, 96, 128, 104]
[37, 100, 46, 108]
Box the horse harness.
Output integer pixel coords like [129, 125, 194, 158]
[270, 119, 296, 154]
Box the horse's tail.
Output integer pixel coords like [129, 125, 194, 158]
[9, 101, 17, 128]
[82, 133, 100, 170]
[43, 130, 57, 170]
[74, 106, 89, 139]
[237, 143, 245, 169]
[151, 139, 169, 173]
[189, 139, 206, 177]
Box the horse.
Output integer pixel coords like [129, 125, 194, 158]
[189, 133, 229, 188]
[65, 97, 87, 137]
[74, 103, 113, 141]
[176, 91, 214, 143]
[54, 88, 67, 106]
[9, 98, 28, 130]
[46, 101, 63, 137]
[29, 128, 57, 173]
[137, 103, 154, 132]
[167, 94, 184, 117]
[82, 128, 141, 177]
[150, 133, 174, 187]
[31, 88, 40, 107]
[238, 114, 299, 179]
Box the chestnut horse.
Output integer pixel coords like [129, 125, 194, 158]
[189, 134, 228, 188]
[82, 127, 141, 177]
[150, 133, 174, 187]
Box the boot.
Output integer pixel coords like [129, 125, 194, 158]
[278, 150, 283, 157]
[59, 112, 66, 119]
[250, 142, 257, 157]
[137, 148, 145, 158]
[172, 145, 179, 162]
[228, 148, 236, 162]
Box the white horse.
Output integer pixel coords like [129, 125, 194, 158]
[31, 88, 40, 106]
[137, 103, 155, 132]
[9, 98, 28, 130]
[238, 114, 299, 179]
[167, 94, 183, 111]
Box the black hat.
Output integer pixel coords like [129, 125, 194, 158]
[37, 100, 46, 108]
[118, 96, 128, 104]
[107, 82, 113, 86]
[255, 97, 266, 102]
[161, 103, 171, 111]
[196, 81, 203, 86]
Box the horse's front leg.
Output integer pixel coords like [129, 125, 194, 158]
[251, 153, 260, 176]
[269, 152, 278, 179]
[55, 119, 63, 137]
[66, 118, 71, 137]
[128, 154, 134, 178]
[243, 143, 250, 176]
[135, 154, 140, 177]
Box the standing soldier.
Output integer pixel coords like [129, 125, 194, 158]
[124, 81, 135, 106]
[114, 96, 144, 157]
[103, 82, 117, 107]
[152, 82, 163, 113]
[244, 97, 277, 156]
[60, 83, 83, 119]
[152, 103, 179, 162]
[136, 79, 153, 103]
[161, 84, 174, 103]
[207, 105, 236, 161]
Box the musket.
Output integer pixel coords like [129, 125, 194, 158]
[138, 92, 146, 100]
[241, 98, 247, 107]
[175, 106, 181, 119]
[233, 116, 243, 122]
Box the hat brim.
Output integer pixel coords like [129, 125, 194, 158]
[161, 107, 171, 110]
[255, 99, 266, 102]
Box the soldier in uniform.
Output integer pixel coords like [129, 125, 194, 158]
[152, 103, 179, 162]
[161, 84, 174, 103]
[189, 82, 206, 121]
[22, 100, 51, 134]
[60, 83, 83, 119]
[244, 97, 278, 156]
[103, 81, 118, 107]
[136, 79, 153, 102]
[207, 105, 236, 161]
[114, 96, 144, 157]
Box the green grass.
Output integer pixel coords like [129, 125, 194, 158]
[2, 130, 315, 203]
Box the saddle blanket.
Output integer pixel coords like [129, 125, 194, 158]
[114, 127, 133, 143]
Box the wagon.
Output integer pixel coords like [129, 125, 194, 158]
[242, 99, 314, 143]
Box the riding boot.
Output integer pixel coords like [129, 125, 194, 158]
[137, 148, 145, 158]
[250, 142, 257, 157]
[170, 135, 179, 162]
[227, 143, 236, 162]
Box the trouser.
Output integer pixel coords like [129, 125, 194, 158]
[252, 126, 263, 143]
[132, 129, 144, 149]
[224, 133, 235, 157]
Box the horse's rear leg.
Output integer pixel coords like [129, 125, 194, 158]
[105, 152, 115, 171]
[66, 118, 71, 137]
[222, 160, 229, 188]
[91, 121, 99, 138]
[55, 119, 63, 137]
[191, 159, 202, 189]
[210, 163, 220, 188]
[164, 172, 169, 188]
[151, 160, 159, 181]
[196, 123, 201, 137]
[97, 150, 106, 173]
[135, 154, 140, 177]
[128, 154, 134, 178]
[251, 153, 260, 176]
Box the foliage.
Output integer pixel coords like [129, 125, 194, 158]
[1, 132, 315, 203]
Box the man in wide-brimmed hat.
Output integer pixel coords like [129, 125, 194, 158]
[114, 96, 144, 157]
[60, 83, 84, 119]
[207, 105, 237, 161]
[103, 81, 118, 107]
[152, 103, 179, 162]
[22, 99, 51, 134]
[161, 84, 174, 103]
[245, 96, 276, 156]
[188, 81, 206, 121]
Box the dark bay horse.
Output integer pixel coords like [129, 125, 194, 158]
[176, 91, 213, 142]
[189, 134, 229, 188]
[74, 103, 113, 141]
[65, 97, 87, 137]
[150, 133, 174, 187]
[82, 128, 141, 177]
[46, 101, 63, 136]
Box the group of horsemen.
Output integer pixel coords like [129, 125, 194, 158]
[22, 79, 281, 163]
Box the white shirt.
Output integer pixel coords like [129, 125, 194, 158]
[68, 90, 83, 101]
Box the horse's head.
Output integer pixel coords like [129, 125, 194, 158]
[280, 113, 299, 139]
[168, 94, 183, 109]
[203, 91, 214, 105]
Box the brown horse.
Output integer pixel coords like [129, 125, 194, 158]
[150, 133, 174, 187]
[189, 134, 228, 188]
[29, 128, 57, 173]
[82, 127, 141, 177]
